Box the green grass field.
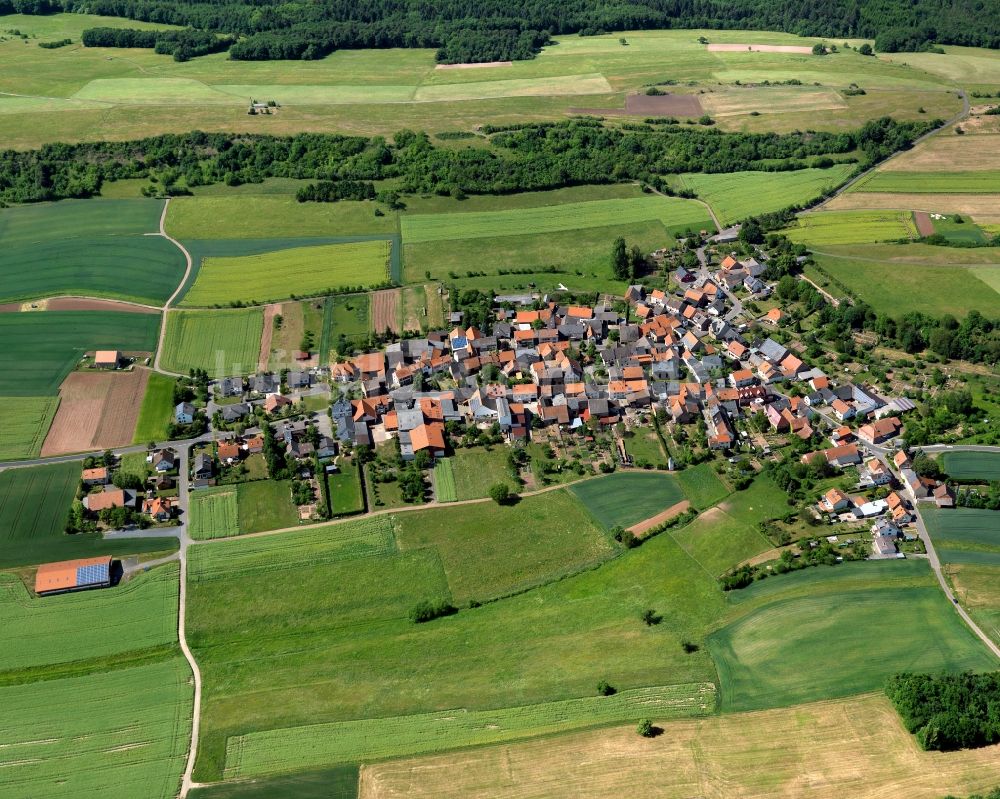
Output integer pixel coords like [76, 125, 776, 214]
[0, 310, 161, 396]
[180, 240, 391, 306]
[189, 488, 241, 540]
[0, 199, 184, 305]
[160, 308, 263, 378]
[189, 766, 359, 799]
[569, 472, 687, 530]
[236, 480, 299, 533]
[328, 462, 364, 515]
[432, 458, 457, 502]
[0, 461, 178, 567]
[784, 210, 918, 245]
[223, 683, 713, 779]
[671, 510, 772, 577]
[0, 563, 178, 671]
[853, 171, 1000, 193]
[932, 215, 990, 244]
[0, 657, 192, 799]
[940, 451, 1000, 481]
[401, 195, 711, 244]
[673, 165, 856, 226]
[394, 490, 616, 601]
[326, 294, 370, 351]
[132, 371, 177, 443]
[922, 507, 1000, 552]
[674, 463, 731, 510]
[709, 585, 997, 712]
[446, 446, 513, 500]
[0, 396, 59, 460]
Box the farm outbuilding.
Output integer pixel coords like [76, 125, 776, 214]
[94, 350, 121, 369]
[35, 556, 113, 596]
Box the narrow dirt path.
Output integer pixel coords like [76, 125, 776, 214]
[153, 198, 194, 376]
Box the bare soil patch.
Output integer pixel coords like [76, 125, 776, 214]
[372, 289, 401, 335]
[46, 297, 159, 313]
[0, 302, 20, 313]
[628, 500, 691, 536]
[569, 93, 703, 117]
[914, 211, 935, 237]
[41, 368, 149, 456]
[435, 61, 512, 70]
[706, 43, 814, 53]
[258, 302, 282, 371]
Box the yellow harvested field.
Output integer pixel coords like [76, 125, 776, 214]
[706, 43, 814, 53]
[881, 134, 1000, 171]
[825, 191, 1000, 221]
[701, 86, 846, 117]
[360, 694, 1000, 799]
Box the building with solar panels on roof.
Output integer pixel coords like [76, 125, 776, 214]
[34, 556, 113, 596]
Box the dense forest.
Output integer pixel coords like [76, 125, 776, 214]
[2, 0, 998, 62]
[0, 117, 934, 205]
[886, 672, 1000, 751]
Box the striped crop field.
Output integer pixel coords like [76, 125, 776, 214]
[784, 210, 918, 245]
[160, 308, 264, 378]
[0, 657, 192, 799]
[0, 563, 178, 671]
[188, 488, 240, 540]
[401, 196, 712, 244]
[940, 451, 1000, 481]
[180, 240, 392, 307]
[673, 165, 856, 226]
[852, 170, 1000, 194]
[223, 683, 716, 778]
[433, 459, 457, 503]
[922, 507, 1000, 550]
[0, 396, 59, 460]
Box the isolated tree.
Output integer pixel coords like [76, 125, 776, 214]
[637, 719, 655, 737]
[858, 43, 873, 55]
[811, 43, 827, 55]
[611, 236, 630, 280]
[489, 482, 511, 505]
[597, 680, 617, 696]
[641, 608, 662, 626]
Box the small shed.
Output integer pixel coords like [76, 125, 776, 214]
[94, 350, 121, 369]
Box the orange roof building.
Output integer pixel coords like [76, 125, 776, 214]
[35, 556, 112, 595]
[410, 423, 446, 454]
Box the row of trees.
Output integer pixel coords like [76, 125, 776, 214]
[886, 672, 1000, 751]
[5, 0, 999, 62]
[81, 26, 232, 60]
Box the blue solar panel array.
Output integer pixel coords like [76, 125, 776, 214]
[76, 562, 110, 586]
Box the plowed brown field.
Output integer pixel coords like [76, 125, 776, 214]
[41, 368, 149, 456]
[372, 289, 401, 334]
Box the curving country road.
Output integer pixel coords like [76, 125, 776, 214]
[154, 197, 195, 376]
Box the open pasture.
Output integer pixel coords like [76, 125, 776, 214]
[0, 397, 59, 460]
[444, 446, 515, 501]
[180, 240, 391, 307]
[673, 462, 731, 510]
[670, 508, 771, 577]
[0, 563, 177, 671]
[161, 308, 263, 378]
[784, 210, 917, 245]
[673, 165, 855, 226]
[709, 585, 997, 712]
[569, 472, 686, 530]
[325, 294, 371, 352]
[189, 489, 241, 540]
[358, 693, 1000, 799]
[854, 171, 1000, 194]
[41, 368, 148, 456]
[0, 657, 192, 799]
[0, 310, 160, 396]
[401, 195, 711, 244]
[393, 489, 616, 601]
[922, 507, 1000, 552]
[701, 85, 845, 117]
[940, 451, 1000, 481]
[0, 199, 183, 305]
[224, 683, 714, 779]
[236, 479, 299, 533]
[328, 462, 364, 516]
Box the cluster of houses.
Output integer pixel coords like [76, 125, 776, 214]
[79, 451, 179, 523]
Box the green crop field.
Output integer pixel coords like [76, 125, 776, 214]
[160, 309, 264, 378]
[0, 461, 179, 567]
[132, 371, 177, 443]
[236, 480, 299, 533]
[784, 210, 918, 245]
[223, 683, 714, 779]
[806, 251, 1000, 318]
[853, 171, 1000, 193]
[673, 165, 856, 226]
[569, 472, 686, 530]
[674, 463, 731, 510]
[0, 199, 184, 305]
[394, 490, 615, 601]
[940, 451, 1000, 481]
[0, 563, 178, 671]
[710, 585, 998, 712]
[328, 463, 364, 516]
[401, 196, 711, 244]
[922, 507, 1000, 552]
[0, 396, 59, 460]
[189, 488, 241, 540]
[189, 766, 359, 799]
[0, 657, 192, 799]
[432, 458, 457, 502]
[0, 310, 161, 396]
[932, 215, 990, 244]
[180, 240, 391, 306]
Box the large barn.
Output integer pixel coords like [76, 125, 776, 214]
[34, 556, 113, 596]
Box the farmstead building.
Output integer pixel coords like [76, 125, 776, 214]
[35, 556, 112, 596]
